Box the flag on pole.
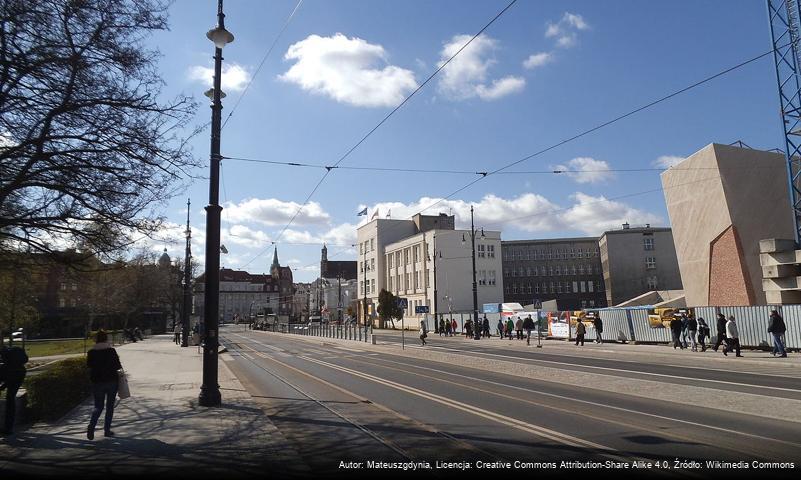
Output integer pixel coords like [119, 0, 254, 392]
[371, 209, 379, 220]
[357, 207, 368, 216]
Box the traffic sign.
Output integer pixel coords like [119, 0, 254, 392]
[532, 299, 542, 309]
[415, 305, 429, 314]
[397, 297, 408, 309]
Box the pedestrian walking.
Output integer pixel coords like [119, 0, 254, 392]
[523, 315, 535, 346]
[173, 323, 181, 345]
[465, 319, 473, 339]
[451, 318, 457, 336]
[697, 317, 710, 352]
[86, 330, 123, 439]
[0, 345, 28, 435]
[670, 316, 684, 349]
[723, 315, 742, 357]
[768, 309, 788, 358]
[419, 320, 428, 346]
[444, 318, 452, 337]
[515, 317, 524, 340]
[593, 315, 604, 344]
[496, 318, 504, 338]
[680, 313, 689, 349]
[439, 318, 445, 337]
[711, 313, 726, 352]
[686, 315, 698, 352]
[482, 316, 491, 338]
[506, 318, 515, 340]
[575, 320, 586, 346]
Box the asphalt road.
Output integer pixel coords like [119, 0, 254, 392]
[220, 326, 801, 478]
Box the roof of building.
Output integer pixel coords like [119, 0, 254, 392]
[502, 237, 599, 245]
[601, 226, 671, 236]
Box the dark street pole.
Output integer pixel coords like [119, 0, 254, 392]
[182, 198, 191, 347]
[471, 206, 480, 340]
[199, 0, 233, 408]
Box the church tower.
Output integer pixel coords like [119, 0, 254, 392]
[271, 246, 280, 279]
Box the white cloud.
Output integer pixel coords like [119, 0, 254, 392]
[653, 155, 685, 169]
[561, 193, 662, 235]
[545, 12, 589, 49]
[437, 34, 525, 101]
[280, 222, 358, 248]
[279, 33, 418, 108]
[224, 198, 330, 227]
[187, 63, 251, 92]
[523, 52, 552, 70]
[553, 157, 614, 184]
[226, 225, 271, 249]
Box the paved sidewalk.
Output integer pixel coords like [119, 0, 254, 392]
[0, 335, 307, 478]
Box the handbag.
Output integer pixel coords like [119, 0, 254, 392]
[117, 369, 130, 399]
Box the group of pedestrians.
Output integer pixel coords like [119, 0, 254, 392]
[668, 310, 788, 358]
[574, 316, 604, 346]
[423, 314, 541, 346]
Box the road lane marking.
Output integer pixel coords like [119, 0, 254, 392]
[414, 344, 801, 394]
[299, 355, 628, 459]
[356, 353, 801, 452]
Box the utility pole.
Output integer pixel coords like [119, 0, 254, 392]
[182, 198, 191, 347]
[432, 233, 438, 330]
[471, 206, 480, 340]
[338, 271, 342, 323]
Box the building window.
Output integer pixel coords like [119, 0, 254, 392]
[478, 244, 486, 258]
[388, 255, 393, 269]
[590, 300, 596, 307]
[580, 281, 586, 293]
[505, 284, 510, 294]
[527, 283, 532, 294]
[489, 270, 496, 286]
[646, 257, 656, 269]
[371, 258, 375, 272]
[371, 279, 376, 294]
[581, 300, 587, 308]
[554, 265, 561, 275]
[512, 283, 518, 294]
[532, 267, 538, 276]
[479, 270, 486, 286]
[556, 282, 562, 294]
[370, 239, 374, 251]
[647, 276, 658, 289]
[535, 284, 540, 294]
[540, 266, 546, 276]
[588, 281, 594, 293]
[644, 238, 654, 251]
[488, 244, 496, 258]
[548, 266, 553, 276]
[550, 282, 555, 294]
[547, 251, 552, 260]
[578, 265, 585, 275]
[60, 282, 67, 291]
[59, 298, 66, 307]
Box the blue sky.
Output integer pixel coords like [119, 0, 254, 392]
[148, 0, 782, 282]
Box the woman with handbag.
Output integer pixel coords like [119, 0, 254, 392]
[86, 330, 123, 440]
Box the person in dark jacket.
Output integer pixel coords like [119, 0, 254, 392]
[712, 314, 727, 352]
[686, 315, 698, 352]
[768, 310, 788, 358]
[86, 330, 123, 440]
[697, 318, 710, 352]
[670, 316, 684, 349]
[593, 316, 604, 344]
[575, 320, 586, 346]
[0, 345, 28, 435]
[482, 316, 491, 338]
[523, 315, 536, 346]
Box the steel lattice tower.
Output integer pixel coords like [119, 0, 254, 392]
[768, 0, 801, 244]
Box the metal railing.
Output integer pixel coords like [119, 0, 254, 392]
[287, 323, 370, 343]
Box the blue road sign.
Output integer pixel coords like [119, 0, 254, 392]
[415, 305, 429, 314]
[397, 297, 408, 309]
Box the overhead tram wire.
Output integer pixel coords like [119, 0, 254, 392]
[243, 0, 520, 267]
[221, 0, 304, 132]
[315, 46, 784, 266]
[365, 44, 783, 231]
[222, 155, 785, 175]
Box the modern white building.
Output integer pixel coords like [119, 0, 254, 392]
[356, 213, 503, 325]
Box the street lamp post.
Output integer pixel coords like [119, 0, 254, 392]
[199, 0, 233, 408]
[182, 198, 192, 347]
[463, 206, 483, 340]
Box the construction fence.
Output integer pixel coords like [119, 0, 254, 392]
[427, 305, 799, 350]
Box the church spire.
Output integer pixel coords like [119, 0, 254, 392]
[271, 246, 279, 271]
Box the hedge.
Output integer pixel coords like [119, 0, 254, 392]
[24, 356, 91, 422]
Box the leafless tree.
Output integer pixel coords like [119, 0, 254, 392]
[0, 0, 200, 260]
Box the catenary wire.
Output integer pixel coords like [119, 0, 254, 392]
[244, 0, 520, 267]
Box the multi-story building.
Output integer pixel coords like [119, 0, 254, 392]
[599, 224, 682, 306]
[194, 248, 294, 322]
[291, 282, 312, 322]
[501, 238, 606, 310]
[662, 143, 792, 306]
[384, 228, 503, 321]
[356, 212, 503, 324]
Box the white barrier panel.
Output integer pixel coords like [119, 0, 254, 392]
[629, 308, 672, 343]
[719, 306, 773, 350]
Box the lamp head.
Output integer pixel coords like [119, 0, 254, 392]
[206, 26, 234, 49]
